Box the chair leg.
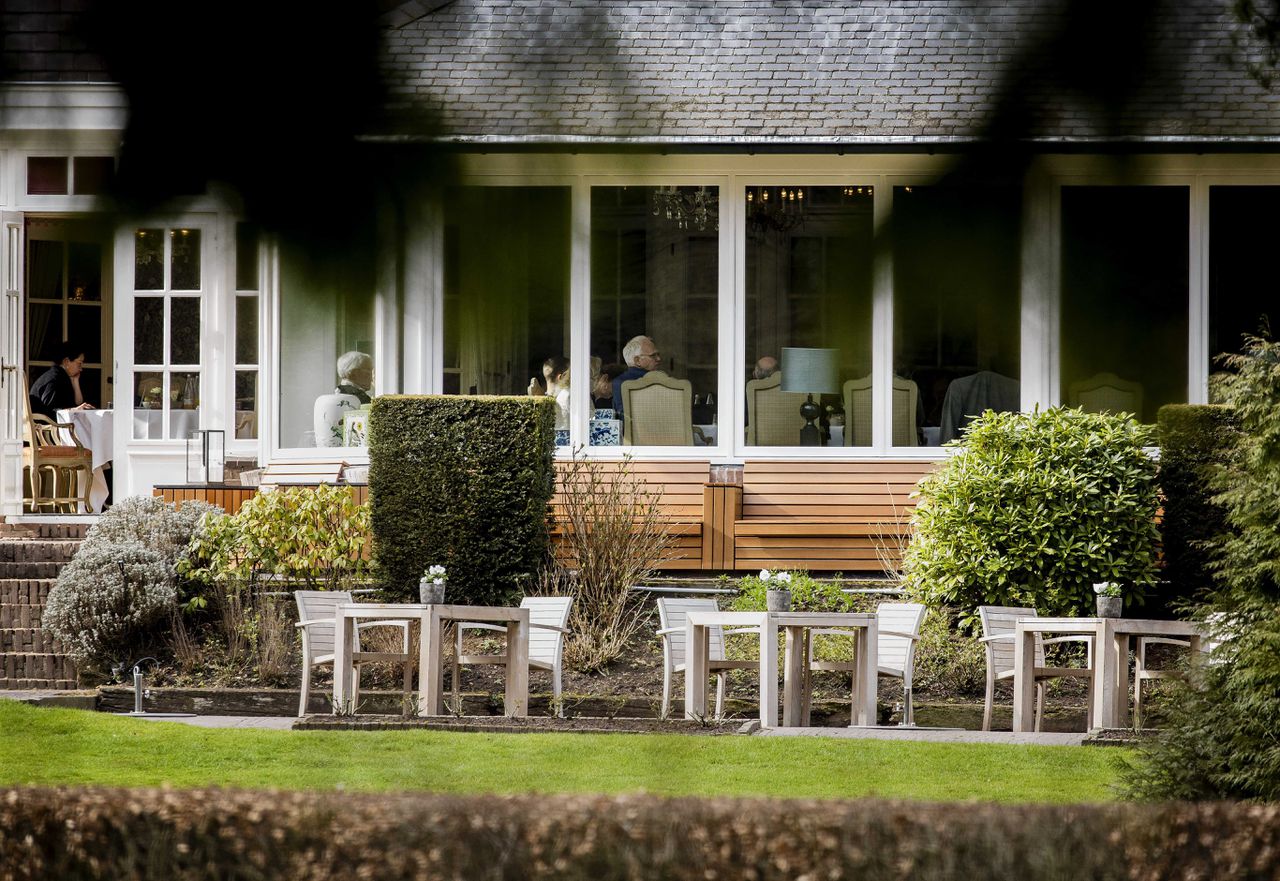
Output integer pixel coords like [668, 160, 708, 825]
[1034, 682, 1045, 733]
[982, 671, 995, 732]
[660, 664, 672, 720]
[298, 662, 311, 718]
[1133, 676, 1144, 731]
[452, 659, 461, 714]
[352, 664, 361, 714]
[902, 674, 915, 727]
[553, 665, 564, 719]
[714, 672, 725, 720]
[402, 657, 413, 711]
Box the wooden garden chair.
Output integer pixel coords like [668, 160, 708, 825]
[655, 597, 759, 720]
[979, 605, 1093, 732]
[294, 590, 412, 717]
[453, 596, 573, 716]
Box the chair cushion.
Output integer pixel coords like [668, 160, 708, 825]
[38, 446, 87, 459]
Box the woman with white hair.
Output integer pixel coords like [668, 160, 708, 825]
[336, 351, 373, 404]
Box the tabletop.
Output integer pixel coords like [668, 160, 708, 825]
[336, 603, 528, 621]
[1017, 617, 1205, 637]
[686, 610, 877, 628]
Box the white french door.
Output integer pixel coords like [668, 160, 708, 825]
[0, 214, 24, 515]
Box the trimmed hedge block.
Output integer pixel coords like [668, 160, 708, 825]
[369, 395, 555, 604]
[1156, 404, 1237, 610]
[5, 787, 1280, 880]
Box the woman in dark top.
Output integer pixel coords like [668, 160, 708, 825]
[29, 341, 94, 419]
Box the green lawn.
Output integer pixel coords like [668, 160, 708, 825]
[0, 701, 1123, 803]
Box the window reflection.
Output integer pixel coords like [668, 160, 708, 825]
[1209, 186, 1279, 382]
[893, 185, 1021, 446]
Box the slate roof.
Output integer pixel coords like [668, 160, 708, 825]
[379, 0, 1280, 145]
[2, 1, 108, 83]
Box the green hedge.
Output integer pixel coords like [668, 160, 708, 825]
[368, 395, 555, 604]
[5, 787, 1280, 880]
[1155, 404, 1237, 614]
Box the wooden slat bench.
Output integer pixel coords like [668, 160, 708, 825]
[550, 460, 709, 570]
[732, 460, 938, 572]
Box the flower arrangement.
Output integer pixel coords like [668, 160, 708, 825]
[419, 564, 447, 604]
[1093, 582, 1122, 598]
[423, 564, 447, 585]
[759, 569, 792, 585]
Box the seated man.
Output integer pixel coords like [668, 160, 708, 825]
[611, 335, 662, 419]
[335, 351, 373, 405]
[30, 341, 94, 419]
[752, 355, 779, 381]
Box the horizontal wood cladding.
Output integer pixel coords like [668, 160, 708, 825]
[153, 483, 368, 514]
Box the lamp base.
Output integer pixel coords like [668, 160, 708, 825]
[799, 394, 822, 447]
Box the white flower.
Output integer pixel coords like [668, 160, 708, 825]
[432, 578, 444, 586]
[759, 569, 771, 580]
[424, 564, 447, 579]
[775, 571, 792, 584]
[1093, 583, 1105, 594]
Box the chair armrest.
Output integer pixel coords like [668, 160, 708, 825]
[296, 618, 335, 629]
[529, 623, 571, 634]
[979, 633, 1015, 643]
[656, 626, 685, 636]
[878, 630, 921, 641]
[1136, 637, 1192, 648]
[357, 620, 410, 631]
[723, 627, 762, 636]
[457, 622, 507, 633]
[1041, 635, 1092, 647]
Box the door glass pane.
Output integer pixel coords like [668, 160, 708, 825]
[27, 240, 63, 300]
[134, 297, 163, 364]
[169, 228, 200, 290]
[1061, 186, 1188, 423]
[1209, 186, 1280, 377]
[744, 185, 874, 447]
[170, 372, 200, 440]
[235, 296, 258, 365]
[590, 185, 719, 447]
[134, 229, 163, 290]
[170, 297, 200, 364]
[133, 370, 164, 439]
[235, 370, 257, 439]
[893, 184, 1021, 447]
[28, 303, 60, 363]
[67, 305, 101, 363]
[67, 242, 102, 301]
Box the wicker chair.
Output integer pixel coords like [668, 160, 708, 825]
[1068, 372, 1144, 418]
[621, 371, 693, 446]
[842, 375, 919, 447]
[21, 371, 93, 513]
[745, 372, 806, 445]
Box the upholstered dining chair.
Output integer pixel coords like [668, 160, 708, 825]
[21, 370, 93, 513]
[745, 372, 806, 445]
[621, 371, 693, 445]
[842, 375, 919, 447]
[1068, 372, 1144, 419]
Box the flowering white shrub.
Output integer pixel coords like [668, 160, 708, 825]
[43, 541, 176, 670]
[83, 496, 220, 560]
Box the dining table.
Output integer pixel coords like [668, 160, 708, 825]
[684, 610, 878, 728]
[1012, 616, 1206, 732]
[56, 407, 113, 513]
[333, 602, 530, 717]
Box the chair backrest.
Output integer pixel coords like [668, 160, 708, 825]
[521, 596, 574, 667]
[978, 605, 1046, 674]
[1068, 372, 1144, 419]
[294, 590, 355, 662]
[843, 376, 919, 447]
[20, 370, 61, 450]
[745, 372, 806, 446]
[656, 597, 726, 670]
[621, 371, 693, 446]
[877, 602, 927, 674]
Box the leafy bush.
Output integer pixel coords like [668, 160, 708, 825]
[1155, 404, 1238, 615]
[903, 408, 1161, 626]
[44, 497, 216, 672]
[1125, 333, 1280, 801]
[369, 395, 556, 605]
[537, 454, 674, 672]
[731, 570, 855, 613]
[181, 484, 371, 589]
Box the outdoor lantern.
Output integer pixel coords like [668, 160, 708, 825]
[186, 429, 225, 484]
[781, 347, 840, 446]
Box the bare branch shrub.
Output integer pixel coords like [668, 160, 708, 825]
[538, 453, 673, 672]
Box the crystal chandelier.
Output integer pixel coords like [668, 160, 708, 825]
[651, 186, 718, 231]
[745, 186, 807, 235]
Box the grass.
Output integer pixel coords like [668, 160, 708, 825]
[0, 701, 1124, 803]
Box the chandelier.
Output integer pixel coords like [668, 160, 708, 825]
[651, 186, 718, 231]
[746, 186, 807, 235]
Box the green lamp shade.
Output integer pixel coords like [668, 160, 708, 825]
[780, 347, 840, 395]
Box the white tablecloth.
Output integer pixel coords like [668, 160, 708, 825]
[57, 409, 113, 513]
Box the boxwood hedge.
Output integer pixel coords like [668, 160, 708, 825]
[368, 395, 555, 604]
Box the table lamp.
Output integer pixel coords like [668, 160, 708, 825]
[781, 347, 839, 446]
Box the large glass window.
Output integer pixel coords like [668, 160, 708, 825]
[1209, 186, 1280, 378]
[131, 227, 203, 440]
[1061, 186, 1188, 423]
[744, 185, 874, 447]
[893, 185, 1021, 446]
[442, 187, 571, 443]
[278, 233, 375, 448]
[234, 223, 260, 440]
[590, 186, 719, 447]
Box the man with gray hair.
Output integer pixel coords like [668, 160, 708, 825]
[336, 350, 373, 404]
[752, 355, 779, 381]
[611, 334, 662, 418]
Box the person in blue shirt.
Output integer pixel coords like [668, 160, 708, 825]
[611, 335, 662, 419]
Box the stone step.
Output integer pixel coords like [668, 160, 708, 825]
[0, 579, 57, 606]
[0, 562, 62, 579]
[0, 627, 59, 654]
[0, 522, 90, 540]
[0, 677, 78, 690]
[0, 540, 81, 564]
[0, 652, 76, 682]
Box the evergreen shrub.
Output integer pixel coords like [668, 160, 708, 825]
[368, 395, 555, 604]
[903, 408, 1161, 626]
[1155, 403, 1238, 613]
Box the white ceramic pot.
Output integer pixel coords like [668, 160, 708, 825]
[313, 393, 361, 448]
